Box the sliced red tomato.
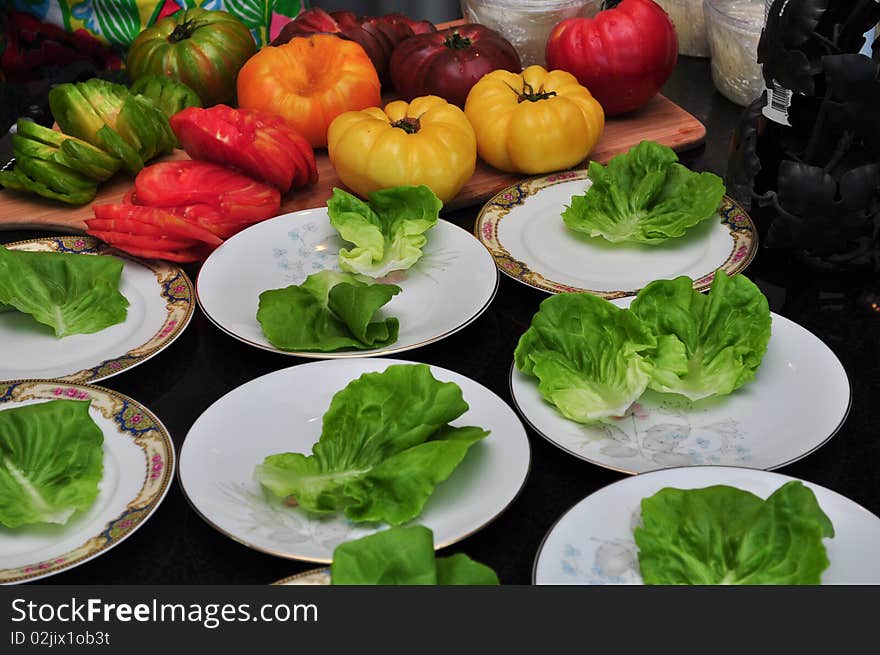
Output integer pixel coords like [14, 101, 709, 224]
[169, 105, 318, 193]
[102, 242, 212, 263]
[88, 230, 197, 252]
[90, 203, 225, 247]
[134, 160, 281, 224]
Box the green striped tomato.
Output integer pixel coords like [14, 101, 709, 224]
[126, 8, 256, 107]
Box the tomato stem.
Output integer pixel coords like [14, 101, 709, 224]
[391, 117, 421, 134]
[601, 0, 623, 9]
[506, 80, 557, 103]
[443, 31, 472, 50]
[167, 12, 205, 43]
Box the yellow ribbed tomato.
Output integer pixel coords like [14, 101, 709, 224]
[464, 65, 605, 174]
[327, 95, 476, 203]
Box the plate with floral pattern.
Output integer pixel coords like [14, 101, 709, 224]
[179, 358, 531, 563]
[510, 303, 850, 475]
[196, 208, 499, 358]
[0, 236, 194, 383]
[533, 466, 880, 584]
[475, 171, 757, 298]
[0, 380, 174, 584]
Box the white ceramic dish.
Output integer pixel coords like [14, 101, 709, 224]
[475, 171, 756, 297]
[0, 236, 193, 383]
[510, 307, 850, 474]
[196, 209, 499, 357]
[179, 358, 531, 563]
[0, 381, 174, 584]
[533, 466, 880, 584]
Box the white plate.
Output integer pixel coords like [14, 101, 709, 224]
[511, 306, 850, 474]
[0, 236, 194, 383]
[179, 358, 531, 563]
[196, 209, 499, 357]
[0, 381, 175, 584]
[476, 171, 756, 297]
[533, 466, 880, 584]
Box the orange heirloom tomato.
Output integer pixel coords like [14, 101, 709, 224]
[464, 65, 604, 174]
[236, 34, 381, 148]
[327, 95, 476, 203]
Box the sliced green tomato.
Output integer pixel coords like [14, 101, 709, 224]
[15, 119, 67, 147]
[14, 156, 97, 194]
[48, 84, 106, 146]
[96, 125, 143, 175]
[11, 134, 58, 161]
[54, 139, 121, 182]
[0, 169, 96, 205]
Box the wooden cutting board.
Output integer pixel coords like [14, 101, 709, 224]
[0, 92, 704, 233]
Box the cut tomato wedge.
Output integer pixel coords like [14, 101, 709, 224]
[134, 160, 281, 224]
[170, 105, 318, 193]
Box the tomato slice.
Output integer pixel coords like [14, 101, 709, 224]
[87, 229, 198, 252]
[169, 105, 317, 193]
[134, 160, 281, 224]
[101, 242, 212, 263]
[91, 203, 225, 247]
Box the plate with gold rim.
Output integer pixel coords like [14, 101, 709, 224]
[475, 171, 757, 298]
[0, 236, 194, 383]
[196, 208, 499, 358]
[272, 568, 330, 585]
[179, 358, 531, 563]
[0, 380, 175, 584]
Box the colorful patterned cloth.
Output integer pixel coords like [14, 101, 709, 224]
[10, 0, 306, 48]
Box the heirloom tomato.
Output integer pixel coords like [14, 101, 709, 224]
[389, 24, 521, 108]
[236, 34, 381, 148]
[170, 105, 317, 193]
[126, 9, 256, 107]
[327, 96, 476, 203]
[464, 66, 604, 174]
[545, 0, 678, 116]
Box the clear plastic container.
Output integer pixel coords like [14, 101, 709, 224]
[704, 0, 766, 106]
[459, 0, 600, 67]
[654, 0, 710, 57]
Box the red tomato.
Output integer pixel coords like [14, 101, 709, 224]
[91, 203, 223, 246]
[545, 0, 678, 116]
[169, 105, 317, 193]
[134, 160, 281, 224]
[389, 24, 521, 108]
[271, 8, 436, 84]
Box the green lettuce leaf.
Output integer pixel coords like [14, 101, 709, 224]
[255, 364, 489, 525]
[0, 247, 129, 337]
[514, 292, 657, 422]
[630, 271, 771, 400]
[635, 481, 835, 585]
[327, 185, 441, 278]
[0, 400, 104, 528]
[256, 270, 400, 352]
[562, 141, 726, 244]
[330, 525, 500, 585]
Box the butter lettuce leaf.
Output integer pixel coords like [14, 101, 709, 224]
[255, 364, 489, 525]
[256, 270, 400, 352]
[0, 247, 128, 337]
[327, 185, 441, 278]
[331, 525, 500, 585]
[630, 271, 771, 400]
[0, 400, 104, 528]
[635, 481, 835, 585]
[514, 292, 657, 422]
[562, 141, 726, 244]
